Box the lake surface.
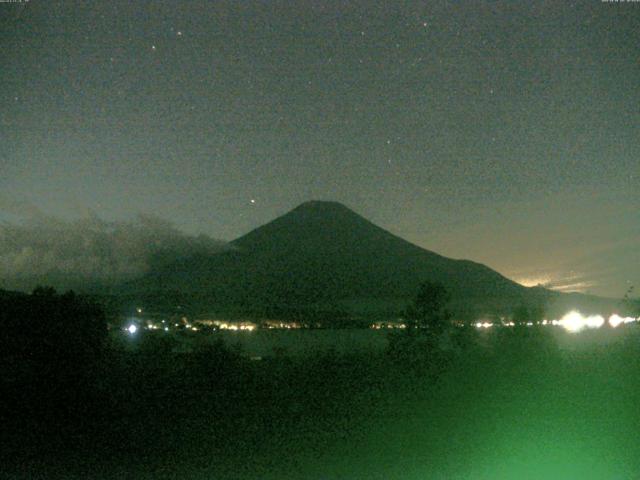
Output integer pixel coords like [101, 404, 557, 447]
[184, 328, 392, 357]
[114, 324, 640, 359]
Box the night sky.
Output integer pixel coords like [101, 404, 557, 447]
[1, 1, 638, 297]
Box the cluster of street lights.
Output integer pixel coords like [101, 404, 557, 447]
[474, 311, 638, 333]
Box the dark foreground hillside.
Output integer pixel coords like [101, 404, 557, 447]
[3, 319, 640, 479]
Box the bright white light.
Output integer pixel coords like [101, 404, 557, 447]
[127, 324, 138, 334]
[610, 314, 624, 328]
[609, 314, 637, 328]
[467, 311, 635, 332]
[559, 311, 586, 333]
[164, 327, 169, 332]
[557, 311, 604, 333]
[474, 322, 493, 329]
[584, 315, 605, 329]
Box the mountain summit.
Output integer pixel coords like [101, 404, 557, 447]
[233, 200, 376, 249]
[126, 201, 551, 318]
[234, 200, 422, 255]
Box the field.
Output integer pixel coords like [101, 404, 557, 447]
[3, 326, 640, 479]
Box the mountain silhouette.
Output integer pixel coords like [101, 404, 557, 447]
[123, 201, 560, 319]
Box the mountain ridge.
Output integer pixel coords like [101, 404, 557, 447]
[120, 200, 584, 319]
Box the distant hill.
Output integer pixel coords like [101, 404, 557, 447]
[119, 200, 615, 320]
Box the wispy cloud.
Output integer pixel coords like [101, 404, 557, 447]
[0, 212, 227, 291]
[513, 269, 596, 293]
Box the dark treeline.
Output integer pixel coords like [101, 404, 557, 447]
[0, 288, 107, 444]
[0, 287, 107, 386]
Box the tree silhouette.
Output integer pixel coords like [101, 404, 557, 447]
[622, 286, 638, 316]
[1, 287, 107, 385]
[512, 303, 545, 328]
[388, 281, 454, 371]
[511, 304, 530, 328]
[405, 281, 451, 334]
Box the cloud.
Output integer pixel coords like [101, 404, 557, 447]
[0, 213, 227, 291]
[0, 194, 45, 219]
[511, 245, 638, 298]
[513, 269, 596, 293]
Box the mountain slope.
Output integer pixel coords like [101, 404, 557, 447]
[123, 201, 556, 317]
[231, 201, 525, 299]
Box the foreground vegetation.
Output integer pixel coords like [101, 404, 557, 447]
[2, 289, 640, 479]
